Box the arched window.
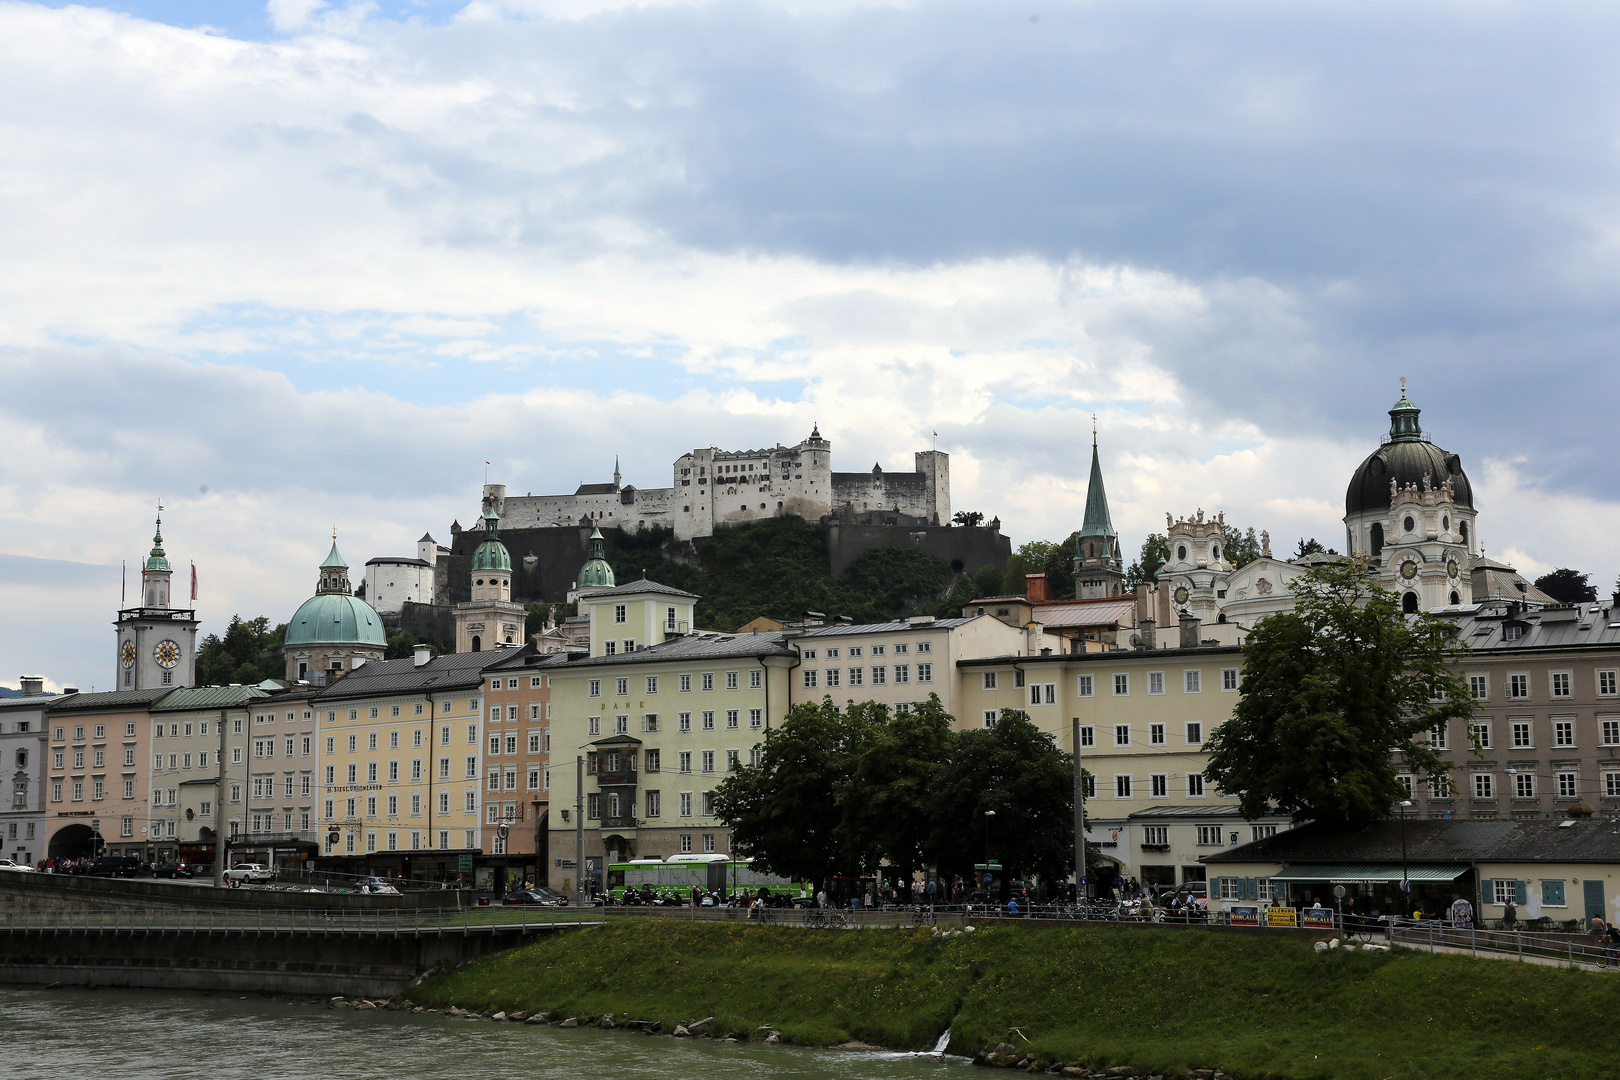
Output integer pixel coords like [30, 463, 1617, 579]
[1404, 516, 1415, 533]
[1460, 521, 1469, 545]
[1177, 545, 1187, 561]
[1370, 522, 1384, 556]
[1402, 592, 1419, 614]
[1450, 591, 1461, 605]
[471, 635, 482, 652]
[1212, 544, 1220, 561]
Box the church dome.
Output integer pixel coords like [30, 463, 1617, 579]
[578, 526, 615, 588]
[284, 593, 387, 647]
[1345, 393, 1473, 517]
[471, 510, 511, 572]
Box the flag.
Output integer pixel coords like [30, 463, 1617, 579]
[121, 560, 125, 605]
[191, 562, 197, 602]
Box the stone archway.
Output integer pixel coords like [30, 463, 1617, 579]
[48, 823, 96, 859]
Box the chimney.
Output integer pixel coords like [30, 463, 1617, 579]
[1179, 614, 1200, 650]
[19, 675, 44, 696]
[1139, 617, 1156, 650]
[414, 644, 432, 668]
[60, 686, 79, 696]
[1025, 573, 1050, 603]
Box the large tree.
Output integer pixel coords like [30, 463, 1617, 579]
[1535, 568, 1597, 604]
[1125, 533, 1170, 589]
[927, 709, 1076, 892]
[1204, 562, 1470, 824]
[195, 615, 285, 685]
[839, 695, 955, 881]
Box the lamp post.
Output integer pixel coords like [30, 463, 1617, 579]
[983, 809, 996, 899]
[1398, 799, 1413, 900]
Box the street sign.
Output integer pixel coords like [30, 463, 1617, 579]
[458, 854, 473, 873]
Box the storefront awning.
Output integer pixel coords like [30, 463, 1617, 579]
[1270, 863, 1470, 884]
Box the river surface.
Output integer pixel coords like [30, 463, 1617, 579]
[4, 986, 973, 1080]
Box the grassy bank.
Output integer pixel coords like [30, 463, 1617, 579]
[412, 921, 1620, 1080]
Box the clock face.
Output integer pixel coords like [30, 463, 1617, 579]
[1172, 585, 1191, 604]
[1447, 559, 1460, 579]
[1399, 559, 1420, 582]
[153, 639, 181, 669]
[121, 641, 136, 669]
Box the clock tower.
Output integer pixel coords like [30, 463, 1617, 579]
[115, 506, 199, 690]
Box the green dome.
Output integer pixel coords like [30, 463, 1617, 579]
[471, 509, 511, 572]
[284, 593, 387, 648]
[578, 527, 615, 588]
[144, 514, 171, 573]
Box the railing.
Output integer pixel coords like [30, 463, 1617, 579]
[0, 905, 606, 936]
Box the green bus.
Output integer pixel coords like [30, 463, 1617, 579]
[605, 854, 810, 902]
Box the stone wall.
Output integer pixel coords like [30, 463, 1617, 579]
[0, 871, 466, 914]
[825, 522, 1010, 579]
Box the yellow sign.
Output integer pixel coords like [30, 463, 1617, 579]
[1265, 907, 1298, 927]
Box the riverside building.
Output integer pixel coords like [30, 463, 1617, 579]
[479, 645, 575, 891]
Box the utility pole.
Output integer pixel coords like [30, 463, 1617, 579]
[1072, 716, 1085, 901]
[575, 755, 585, 908]
[213, 708, 228, 889]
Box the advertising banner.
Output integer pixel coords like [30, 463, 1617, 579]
[1228, 905, 1260, 926]
[1265, 906, 1299, 927]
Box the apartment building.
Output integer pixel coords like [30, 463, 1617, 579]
[480, 646, 574, 890]
[0, 678, 58, 866]
[44, 688, 169, 861]
[310, 649, 493, 880]
[787, 614, 1027, 715]
[1405, 601, 1620, 821]
[146, 686, 267, 866]
[957, 645, 1289, 892]
[237, 687, 322, 866]
[547, 578, 796, 894]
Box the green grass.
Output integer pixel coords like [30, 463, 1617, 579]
[411, 921, 1620, 1080]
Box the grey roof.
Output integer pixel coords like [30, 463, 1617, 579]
[1127, 805, 1256, 820]
[366, 556, 430, 567]
[483, 648, 580, 672]
[791, 617, 975, 638]
[311, 651, 501, 702]
[956, 642, 1243, 667]
[1442, 600, 1620, 652]
[583, 578, 700, 600]
[153, 686, 272, 712]
[0, 693, 59, 710]
[47, 688, 172, 713]
[1206, 817, 1620, 866]
[575, 482, 618, 495]
[561, 631, 796, 670]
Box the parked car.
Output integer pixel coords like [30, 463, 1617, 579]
[353, 876, 400, 895]
[503, 889, 551, 905]
[152, 860, 194, 879]
[87, 856, 143, 878]
[0, 858, 35, 872]
[222, 862, 275, 884]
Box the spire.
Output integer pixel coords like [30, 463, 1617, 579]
[144, 502, 171, 573]
[613, 455, 622, 489]
[1079, 434, 1116, 541]
[320, 531, 348, 569]
[316, 532, 352, 595]
[1388, 377, 1422, 441]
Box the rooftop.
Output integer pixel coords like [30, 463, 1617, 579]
[560, 631, 797, 669]
[46, 688, 172, 713]
[791, 617, 977, 638]
[312, 651, 503, 702]
[582, 578, 701, 601]
[1207, 817, 1620, 866]
[1443, 600, 1620, 652]
[1031, 596, 1137, 629]
[152, 686, 272, 712]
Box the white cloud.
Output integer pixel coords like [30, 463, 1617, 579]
[268, 0, 331, 32]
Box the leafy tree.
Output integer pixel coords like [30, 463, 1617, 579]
[927, 709, 1076, 895]
[1203, 562, 1470, 825]
[525, 601, 555, 641]
[354, 579, 366, 599]
[1125, 533, 1170, 589]
[952, 510, 985, 527]
[1002, 540, 1057, 596]
[839, 696, 955, 880]
[1535, 568, 1597, 604]
[384, 631, 450, 661]
[710, 699, 881, 885]
[843, 547, 952, 616]
[1295, 537, 1326, 558]
[1224, 525, 1262, 568]
[195, 616, 286, 685]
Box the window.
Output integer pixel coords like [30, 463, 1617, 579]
[678, 751, 692, 774]
[1555, 720, 1575, 747]
[1142, 826, 1168, 846]
[1607, 773, 1620, 798]
[749, 670, 763, 689]
[803, 669, 818, 689]
[644, 714, 659, 733]
[1077, 674, 1094, 697]
[917, 663, 932, 683]
[803, 649, 818, 660]
[894, 664, 910, 684]
[982, 710, 998, 727]
[726, 750, 740, 772]
[1217, 877, 1242, 900]
[1601, 670, 1618, 697]
[824, 668, 841, 688]
[1114, 775, 1132, 798]
[1430, 724, 1449, 750]
[1509, 674, 1529, 699]
[1551, 672, 1572, 699]
[1558, 772, 1578, 798]
[1187, 773, 1206, 797]
[701, 751, 715, 773]
[678, 711, 692, 732]
[848, 667, 864, 687]
[1082, 775, 1095, 799]
[679, 674, 692, 693]
[825, 648, 839, 660]
[1468, 675, 1488, 700]
[1397, 774, 1413, 798]
[701, 673, 714, 692]
[1149, 774, 1167, 798]
[646, 676, 659, 695]
[1114, 724, 1130, 747]
[616, 715, 630, 735]
[1196, 826, 1222, 846]
[1251, 825, 1278, 841]
[1029, 683, 1056, 706]
[1473, 773, 1495, 799]
[1112, 673, 1129, 696]
[588, 716, 601, 736]
[603, 641, 616, 656]
[589, 680, 601, 698]
[1491, 880, 1520, 905]
[1147, 671, 1164, 695]
[489, 735, 502, 755]
[1221, 668, 1239, 691]
[1514, 772, 1534, 798]
[1184, 670, 1202, 694]
[749, 708, 763, 729]
[702, 711, 715, 731]
[917, 641, 931, 654]
[982, 672, 998, 690]
[725, 671, 739, 690]
[1185, 723, 1203, 745]
[679, 792, 693, 818]
[1149, 723, 1165, 746]
[1470, 722, 1491, 750]
[1511, 721, 1533, 748]
[614, 604, 627, 624]
[644, 749, 660, 773]
[438, 758, 450, 780]
[1540, 880, 1567, 907]
[616, 677, 629, 696]
[1078, 725, 1094, 747]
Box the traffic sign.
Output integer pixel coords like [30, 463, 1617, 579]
[458, 854, 473, 873]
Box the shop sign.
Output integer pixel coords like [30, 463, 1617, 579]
[1228, 905, 1260, 926]
[1265, 907, 1299, 927]
[1301, 909, 1337, 929]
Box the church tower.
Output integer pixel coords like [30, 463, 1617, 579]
[456, 492, 526, 653]
[115, 506, 199, 690]
[1073, 426, 1125, 599]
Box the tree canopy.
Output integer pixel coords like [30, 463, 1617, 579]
[195, 616, 285, 685]
[1204, 562, 1470, 825]
[952, 510, 985, 527]
[1126, 533, 1170, 588]
[1535, 568, 1597, 604]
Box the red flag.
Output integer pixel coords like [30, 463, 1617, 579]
[191, 562, 197, 602]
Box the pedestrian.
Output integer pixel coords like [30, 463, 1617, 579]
[1503, 896, 1518, 931]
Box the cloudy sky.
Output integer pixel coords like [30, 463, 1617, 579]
[2, 0, 1617, 690]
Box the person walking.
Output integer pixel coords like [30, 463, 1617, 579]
[1503, 896, 1518, 931]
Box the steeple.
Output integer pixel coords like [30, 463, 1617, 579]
[141, 501, 174, 608]
[613, 455, 622, 491]
[1388, 377, 1423, 442]
[1073, 422, 1124, 599]
[317, 529, 352, 595]
[578, 525, 616, 590]
[144, 505, 171, 573]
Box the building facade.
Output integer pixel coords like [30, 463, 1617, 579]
[454, 501, 526, 653]
[44, 688, 169, 860]
[239, 687, 322, 867]
[0, 679, 54, 866]
[145, 687, 266, 867]
[479, 647, 572, 890]
[114, 510, 199, 691]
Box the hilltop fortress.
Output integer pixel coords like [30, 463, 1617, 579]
[489, 426, 950, 542]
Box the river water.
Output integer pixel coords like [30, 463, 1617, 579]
[5, 986, 972, 1080]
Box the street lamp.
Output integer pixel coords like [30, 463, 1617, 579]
[1397, 799, 1413, 900]
[983, 809, 996, 896]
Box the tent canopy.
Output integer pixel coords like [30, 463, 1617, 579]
[1268, 863, 1470, 884]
